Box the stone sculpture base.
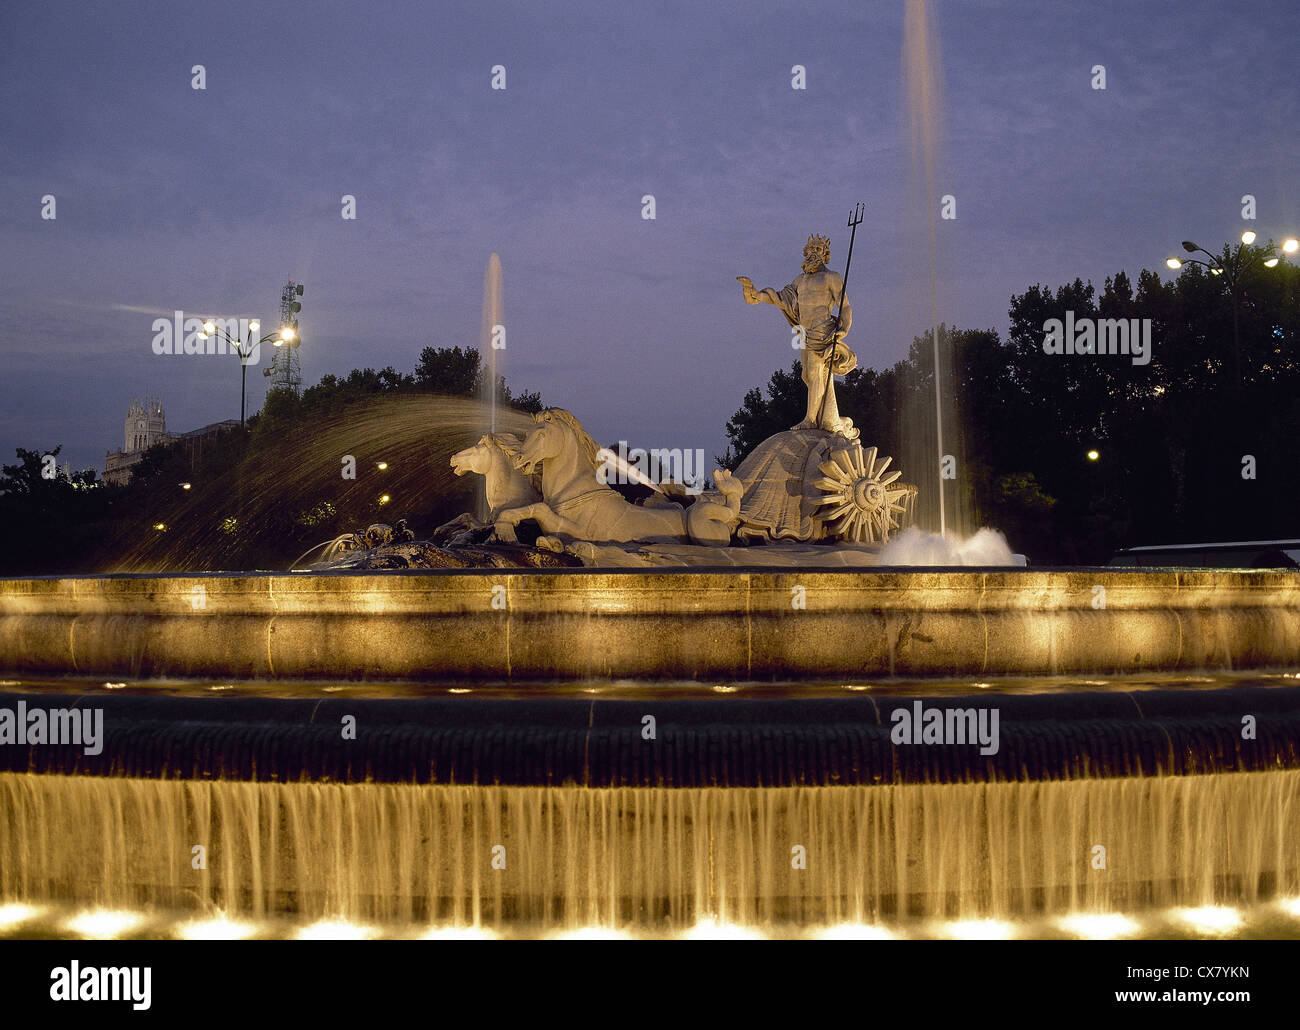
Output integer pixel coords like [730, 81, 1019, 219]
[730, 429, 849, 542]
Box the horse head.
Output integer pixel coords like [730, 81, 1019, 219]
[452, 433, 527, 477]
[513, 409, 601, 476]
[449, 436, 493, 477]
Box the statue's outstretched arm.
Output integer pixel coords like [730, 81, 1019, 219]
[739, 275, 794, 309]
[738, 277, 799, 328]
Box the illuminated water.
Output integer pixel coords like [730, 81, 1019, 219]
[4, 768, 1297, 938]
[111, 395, 535, 572]
[3, 671, 1299, 938]
[899, 0, 971, 536]
[478, 253, 504, 520]
[7, 899, 1300, 941]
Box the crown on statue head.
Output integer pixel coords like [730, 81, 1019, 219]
[804, 233, 831, 260]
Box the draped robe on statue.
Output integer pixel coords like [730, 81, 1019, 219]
[758, 281, 857, 377]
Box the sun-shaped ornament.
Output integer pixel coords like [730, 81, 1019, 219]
[813, 444, 909, 543]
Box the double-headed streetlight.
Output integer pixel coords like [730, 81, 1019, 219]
[198, 320, 297, 427]
[1166, 230, 1299, 387]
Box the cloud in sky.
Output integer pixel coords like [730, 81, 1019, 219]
[1, 0, 1298, 472]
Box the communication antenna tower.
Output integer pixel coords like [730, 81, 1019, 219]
[263, 279, 305, 394]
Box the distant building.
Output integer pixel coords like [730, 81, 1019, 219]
[104, 397, 168, 486]
[104, 397, 240, 486]
[171, 418, 241, 467]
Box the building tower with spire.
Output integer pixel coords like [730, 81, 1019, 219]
[105, 396, 170, 486]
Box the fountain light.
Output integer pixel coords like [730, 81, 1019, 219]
[296, 919, 374, 941]
[176, 915, 259, 940]
[1241, 230, 1257, 245]
[939, 918, 1015, 940]
[0, 903, 47, 931]
[64, 908, 147, 939]
[420, 925, 498, 940]
[1284, 238, 1299, 254]
[1277, 898, 1300, 919]
[1058, 912, 1141, 939]
[815, 922, 896, 940]
[102, 682, 126, 689]
[549, 926, 632, 940]
[681, 919, 765, 940]
[1165, 258, 1182, 270]
[1170, 905, 1242, 936]
[711, 684, 739, 693]
[448, 687, 472, 694]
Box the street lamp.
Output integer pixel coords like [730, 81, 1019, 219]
[198, 321, 297, 427]
[1163, 230, 1289, 387]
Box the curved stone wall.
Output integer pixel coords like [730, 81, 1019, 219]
[1, 568, 1299, 680]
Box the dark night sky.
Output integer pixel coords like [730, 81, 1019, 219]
[2, 0, 1298, 474]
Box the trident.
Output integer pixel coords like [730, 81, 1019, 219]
[815, 202, 865, 428]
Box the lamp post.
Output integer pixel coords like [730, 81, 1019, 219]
[1165, 231, 1296, 388]
[198, 320, 295, 427]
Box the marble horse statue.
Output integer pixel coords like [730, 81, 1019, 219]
[492, 408, 744, 547]
[432, 432, 541, 540]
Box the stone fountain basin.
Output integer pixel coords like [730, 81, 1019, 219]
[3, 677, 1300, 785]
[0, 567, 1298, 681]
[4, 676, 1299, 926]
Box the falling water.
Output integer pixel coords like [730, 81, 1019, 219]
[478, 254, 505, 521]
[901, 0, 969, 537]
[108, 395, 535, 573]
[5, 771, 1297, 934]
